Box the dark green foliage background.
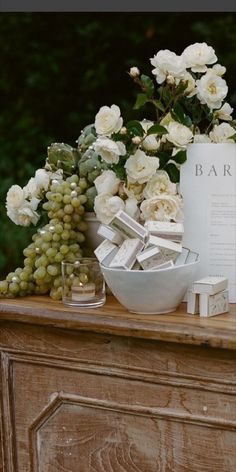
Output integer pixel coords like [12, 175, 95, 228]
[0, 12, 235, 277]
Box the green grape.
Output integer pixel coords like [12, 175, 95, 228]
[50, 288, 62, 300]
[42, 231, 53, 242]
[72, 214, 81, 223]
[24, 258, 34, 267]
[63, 194, 71, 204]
[50, 218, 60, 225]
[47, 264, 60, 276]
[52, 233, 60, 242]
[79, 178, 88, 190]
[55, 224, 63, 234]
[71, 197, 80, 208]
[60, 245, 69, 255]
[34, 267, 47, 280]
[66, 252, 76, 263]
[77, 232, 86, 243]
[55, 209, 64, 219]
[9, 282, 20, 294]
[20, 281, 28, 291]
[61, 230, 70, 240]
[53, 276, 62, 288]
[41, 242, 51, 252]
[54, 253, 64, 263]
[1, 173, 89, 300]
[11, 275, 20, 284]
[64, 204, 74, 214]
[46, 247, 57, 258]
[63, 215, 71, 223]
[78, 195, 87, 205]
[0, 280, 8, 293]
[35, 255, 48, 268]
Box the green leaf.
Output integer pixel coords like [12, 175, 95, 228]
[140, 74, 154, 98]
[162, 87, 172, 106]
[147, 124, 168, 135]
[230, 133, 236, 142]
[158, 151, 172, 168]
[112, 161, 127, 180]
[152, 99, 165, 112]
[164, 163, 180, 183]
[133, 93, 148, 110]
[171, 102, 192, 127]
[175, 81, 188, 96]
[172, 149, 187, 164]
[126, 120, 144, 137]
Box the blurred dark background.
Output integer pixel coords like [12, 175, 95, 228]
[0, 12, 236, 277]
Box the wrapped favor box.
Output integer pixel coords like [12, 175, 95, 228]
[110, 210, 148, 242]
[187, 290, 199, 314]
[148, 235, 182, 262]
[137, 245, 166, 270]
[193, 276, 228, 295]
[199, 290, 229, 317]
[97, 224, 124, 246]
[175, 247, 190, 266]
[109, 238, 144, 270]
[94, 239, 118, 267]
[145, 221, 184, 242]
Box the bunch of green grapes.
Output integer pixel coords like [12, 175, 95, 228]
[0, 175, 88, 300]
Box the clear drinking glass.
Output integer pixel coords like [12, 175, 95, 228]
[61, 258, 106, 307]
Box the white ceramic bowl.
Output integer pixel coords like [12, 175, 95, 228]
[101, 260, 199, 314]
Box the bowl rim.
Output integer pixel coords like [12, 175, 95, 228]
[100, 259, 200, 273]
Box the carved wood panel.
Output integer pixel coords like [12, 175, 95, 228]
[1, 322, 236, 390]
[1, 351, 236, 472]
[29, 392, 236, 472]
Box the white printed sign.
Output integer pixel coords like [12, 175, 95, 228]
[180, 143, 236, 302]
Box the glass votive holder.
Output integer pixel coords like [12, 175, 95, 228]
[61, 258, 106, 307]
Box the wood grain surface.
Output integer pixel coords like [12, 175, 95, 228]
[0, 296, 236, 471]
[0, 295, 235, 349]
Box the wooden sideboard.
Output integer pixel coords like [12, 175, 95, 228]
[0, 296, 236, 472]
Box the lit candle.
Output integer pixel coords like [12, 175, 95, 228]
[71, 283, 96, 301]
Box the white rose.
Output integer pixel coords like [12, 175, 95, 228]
[23, 177, 40, 199]
[143, 170, 176, 199]
[95, 104, 123, 136]
[140, 195, 183, 223]
[94, 170, 120, 195]
[150, 50, 186, 84]
[7, 201, 39, 226]
[94, 137, 126, 164]
[196, 71, 228, 110]
[49, 168, 63, 181]
[182, 42, 217, 73]
[166, 121, 193, 148]
[212, 64, 226, 76]
[209, 123, 235, 143]
[94, 193, 125, 224]
[124, 197, 140, 220]
[124, 149, 160, 184]
[182, 72, 196, 97]
[35, 168, 50, 192]
[18, 204, 40, 226]
[193, 134, 211, 143]
[6, 185, 25, 210]
[215, 103, 233, 121]
[140, 120, 160, 151]
[124, 179, 145, 202]
[129, 67, 140, 78]
[160, 112, 173, 127]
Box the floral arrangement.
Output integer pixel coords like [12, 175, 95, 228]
[0, 42, 235, 300]
[77, 42, 235, 226]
